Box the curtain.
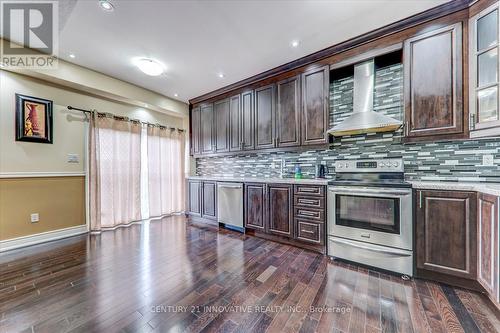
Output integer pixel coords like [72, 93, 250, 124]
[147, 126, 185, 217]
[89, 114, 142, 231]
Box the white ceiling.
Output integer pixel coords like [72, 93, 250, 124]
[54, 0, 450, 103]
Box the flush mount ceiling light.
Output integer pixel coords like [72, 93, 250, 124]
[218, 73, 225, 78]
[290, 40, 300, 48]
[99, 0, 114, 11]
[69, 53, 76, 58]
[174, 93, 179, 97]
[133, 58, 164, 76]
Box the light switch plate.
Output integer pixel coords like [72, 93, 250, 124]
[31, 213, 39, 223]
[483, 154, 494, 166]
[67, 154, 79, 163]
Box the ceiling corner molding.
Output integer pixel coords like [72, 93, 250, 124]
[189, 0, 473, 105]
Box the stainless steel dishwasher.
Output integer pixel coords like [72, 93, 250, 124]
[217, 182, 244, 232]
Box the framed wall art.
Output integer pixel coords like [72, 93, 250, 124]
[15, 94, 53, 144]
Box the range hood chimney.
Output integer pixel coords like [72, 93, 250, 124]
[327, 60, 402, 137]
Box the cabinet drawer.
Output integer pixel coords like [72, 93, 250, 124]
[296, 220, 324, 244]
[294, 196, 324, 209]
[294, 185, 324, 196]
[294, 207, 325, 221]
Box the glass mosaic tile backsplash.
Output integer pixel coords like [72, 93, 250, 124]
[196, 64, 500, 182]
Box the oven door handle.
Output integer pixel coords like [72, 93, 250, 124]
[330, 238, 412, 257]
[328, 187, 411, 196]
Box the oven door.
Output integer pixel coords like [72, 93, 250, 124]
[327, 186, 412, 250]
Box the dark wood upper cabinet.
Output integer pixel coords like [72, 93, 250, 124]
[245, 183, 266, 231]
[241, 90, 255, 150]
[404, 23, 464, 141]
[229, 94, 241, 151]
[416, 190, 477, 281]
[301, 66, 329, 145]
[477, 193, 499, 299]
[214, 99, 230, 153]
[267, 184, 293, 237]
[200, 103, 215, 154]
[255, 84, 276, 149]
[276, 76, 301, 147]
[187, 180, 202, 216]
[201, 181, 217, 220]
[191, 106, 201, 155]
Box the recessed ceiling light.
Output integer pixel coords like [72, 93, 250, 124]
[291, 40, 300, 48]
[99, 0, 114, 11]
[69, 53, 76, 58]
[218, 73, 225, 78]
[174, 93, 179, 97]
[133, 58, 164, 76]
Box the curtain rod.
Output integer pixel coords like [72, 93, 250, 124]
[67, 105, 185, 132]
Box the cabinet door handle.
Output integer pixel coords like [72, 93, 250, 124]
[470, 113, 476, 131]
[299, 199, 317, 205]
[419, 191, 422, 209]
[405, 121, 409, 136]
[300, 188, 318, 193]
[299, 210, 317, 216]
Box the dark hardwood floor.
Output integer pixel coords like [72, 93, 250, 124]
[1, 216, 499, 333]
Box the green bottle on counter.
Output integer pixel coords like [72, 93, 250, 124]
[294, 165, 303, 179]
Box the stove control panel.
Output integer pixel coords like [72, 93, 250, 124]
[335, 158, 404, 173]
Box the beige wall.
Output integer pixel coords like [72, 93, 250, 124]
[0, 177, 85, 240]
[0, 68, 188, 241]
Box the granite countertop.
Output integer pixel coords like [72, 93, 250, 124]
[187, 176, 500, 195]
[408, 181, 500, 196]
[186, 175, 330, 185]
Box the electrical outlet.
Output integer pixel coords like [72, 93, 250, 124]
[67, 154, 79, 163]
[30, 213, 39, 223]
[483, 154, 494, 166]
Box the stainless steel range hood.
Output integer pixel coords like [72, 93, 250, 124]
[327, 60, 402, 137]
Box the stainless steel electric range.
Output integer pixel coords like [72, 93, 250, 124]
[327, 158, 413, 276]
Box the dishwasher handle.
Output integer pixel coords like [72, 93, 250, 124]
[218, 184, 243, 189]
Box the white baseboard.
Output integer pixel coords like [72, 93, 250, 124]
[0, 225, 88, 252]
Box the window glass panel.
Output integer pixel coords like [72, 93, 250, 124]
[478, 10, 498, 51]
[478, 86, 499, 122]
[478, 48, 498, 87]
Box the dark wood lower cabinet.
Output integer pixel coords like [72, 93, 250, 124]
[415, 190, 478, 288]
[267, 184, 293, 237]
[244, 183, 326, 253]
[187, 180, 217, 222]
[295, 219, 323, 245]
[202, 181, 217, 220]
[477, 193, 499, 307]
[187, 180, 202, 216]
[244, 183, 266, 231]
